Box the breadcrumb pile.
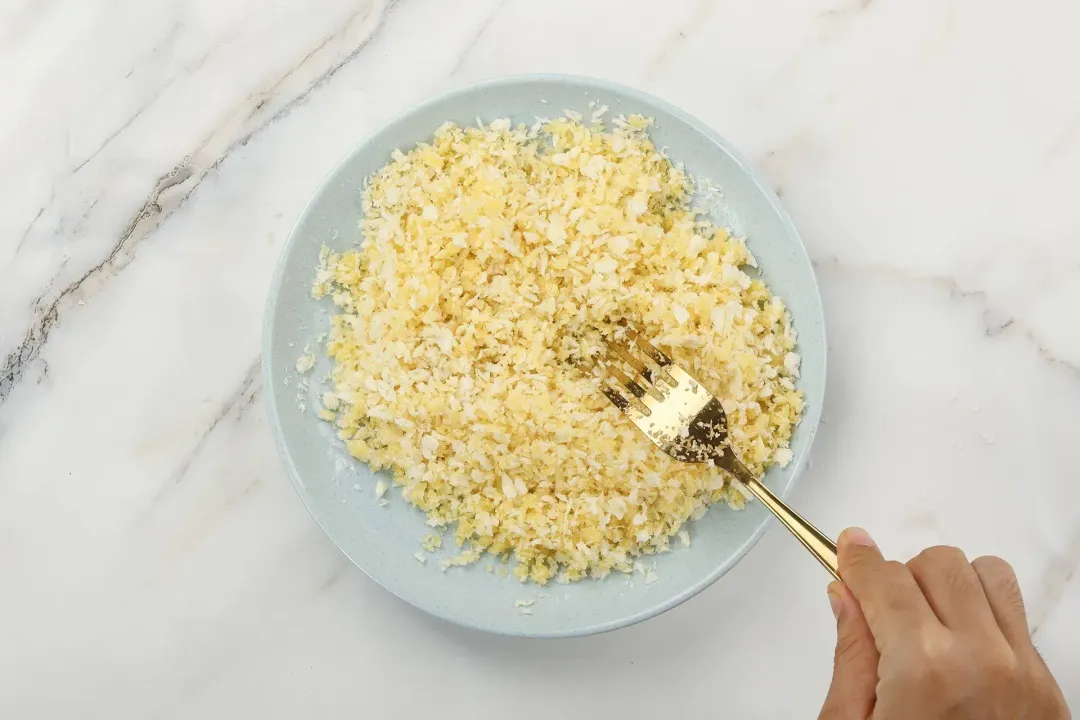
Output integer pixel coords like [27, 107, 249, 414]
[312, 114, 803, 584]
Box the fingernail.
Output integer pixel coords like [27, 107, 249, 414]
[827, 584, 844, 620]
[844, 526, 876, 548]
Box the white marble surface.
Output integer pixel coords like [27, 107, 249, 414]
[2, 0, 1079, 716]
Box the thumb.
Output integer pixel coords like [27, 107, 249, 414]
[818, 582, 879, 720]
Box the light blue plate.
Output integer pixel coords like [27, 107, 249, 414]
[263, 74, 826, 638]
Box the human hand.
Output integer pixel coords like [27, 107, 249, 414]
[818, 528, 1070, 719]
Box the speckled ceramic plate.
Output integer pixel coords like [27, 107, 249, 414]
[263, 74, 826, 638]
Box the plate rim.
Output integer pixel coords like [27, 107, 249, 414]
[262, 72, 827, 638]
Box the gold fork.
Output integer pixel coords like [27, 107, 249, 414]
[597, 332, 839, 580]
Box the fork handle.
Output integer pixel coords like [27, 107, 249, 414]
[738, 474, 840, 581]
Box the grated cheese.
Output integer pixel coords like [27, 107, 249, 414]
[314, 115, 803, 584]
[295, 353, 316, 374]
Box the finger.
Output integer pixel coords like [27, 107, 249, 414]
[906, 546, 997, 632]
[971, 555, 1033, 652]
[837, 528, 941, 647]
[818, 582, 879, 720]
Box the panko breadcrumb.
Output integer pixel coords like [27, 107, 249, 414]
[313, 114, 803, 584]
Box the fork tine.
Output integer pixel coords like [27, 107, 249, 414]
[665, 363, 695, 387]
[599, 377, 651, 419]
[604, 345, 665, 400]
[602, 361, 661, 410]
[601, 384, 632, 411]
[608, 342, 649, 378]
[631, 332, 674, 367]
[622, 333, 678, 387]
[591, 357, 651, 416]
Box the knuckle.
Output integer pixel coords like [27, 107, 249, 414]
[985, 648, 1021, 684]
[972, 554, 1016, 581]
[879, 561, 917, 605]
[884, 591, 912, 617]
[942, 561, 979, 598]
[841, 552, 894, 595]
[1001, 583, 1026, 615]
[904, 553, 927, 576]
[973, 555, 1026, 607]
[916, 651, 958, 694]
[833, 618, 876, 663]
[907, 545, 967, 578]
[896, 651, 948, 691]
[881, 559, 909, 577]
[834, 628, 866, 662]
[981, 655, 1024, 704]
[843, 548, 880, 572]
[917, 627, 955, 661]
